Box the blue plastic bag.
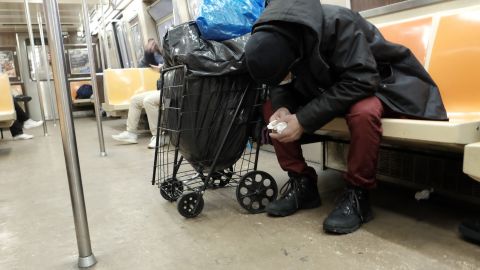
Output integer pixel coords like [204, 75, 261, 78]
[196, 0, 264, 41]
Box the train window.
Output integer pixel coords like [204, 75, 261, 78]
[128, 16, 144, 66]
[0, 47, 21, 82]
[25, 38, 53, 81]
[64, 44, 100, 78]
[67, 48, 90, 75]
[156, 16, 173, 47]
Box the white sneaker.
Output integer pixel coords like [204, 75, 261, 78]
[148, 135, 169, 149]
[161, 135, 170, 147]
[148, 136, 157, 149]
[23, 119, 43, 129]
[13, 133, 34, 140]
[112, 131, 138, 144]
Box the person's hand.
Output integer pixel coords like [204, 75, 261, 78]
[150, 64, 163, 72]
[269, 114, 304, 143]
[269, 107, 291, 123]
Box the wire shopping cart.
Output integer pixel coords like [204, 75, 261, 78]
[151, 65, 278, 218]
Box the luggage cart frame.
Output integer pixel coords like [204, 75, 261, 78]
[152, 65, 278, 218]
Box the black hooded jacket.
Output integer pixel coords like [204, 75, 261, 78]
[254, 0, 448, 133]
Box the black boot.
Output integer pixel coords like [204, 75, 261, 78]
[459, 218, 480, 243]
[266, 175, 321, 217]
[323, 186, 373, 234]
[14, 95, 32, 103]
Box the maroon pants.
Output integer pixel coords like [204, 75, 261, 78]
[263, 96, 386, 189]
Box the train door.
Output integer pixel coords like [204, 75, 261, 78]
[17, 34, 56, 121]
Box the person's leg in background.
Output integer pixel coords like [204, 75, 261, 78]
[261, 100, 321, 217]
[143, 91, 168, 149]
[10, 99, 35, 140]
[112, 92, 151, 144]
[323, 96, 384, 234]
[9, 119, 28, 139]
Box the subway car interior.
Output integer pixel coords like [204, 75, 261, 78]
[1, 0, 480, 269]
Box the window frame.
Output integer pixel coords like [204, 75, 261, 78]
[352, 0, 450, 18]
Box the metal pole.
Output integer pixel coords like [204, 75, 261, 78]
[15, 33, 24, 87]
[42, 0, 96, 268]
[24, 0, 48, 136]
[97, 1, 106, 70]
[81, 0, 107, 157]
[37, 11, 57, 127]
[101, 2, 111, 68]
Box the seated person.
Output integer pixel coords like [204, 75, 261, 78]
[112, 39, 167, 149]
[244, 1, 447, 234]
[10, 97, 43, 140]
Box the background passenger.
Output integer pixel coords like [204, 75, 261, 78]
[10, 97, 43, 140]
[245, 0, 448, 234]
[112, 39, 166, 149]
[139, 38, 164, 70]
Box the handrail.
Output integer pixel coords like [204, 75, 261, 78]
[360, 0, 451, 18]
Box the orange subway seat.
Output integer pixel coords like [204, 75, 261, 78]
[378, 16, 434, 65]
[428, 10, 480, 116]
[103, 68, 159, 110]
[0, 73, 16, 127]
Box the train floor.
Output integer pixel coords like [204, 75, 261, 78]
[1, 117, 479, 269]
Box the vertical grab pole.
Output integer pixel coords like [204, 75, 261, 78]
[43, 0, 97, 268]
[101, 1, 111, 68]
[15, 33, 24, 89]
[37, 11, 57, 127]
[81, 0, 107, 157]
[23, 0, 48, 135]
[97, 1, 106, 70]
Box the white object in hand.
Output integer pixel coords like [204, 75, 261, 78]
[267, 120, 288, 134]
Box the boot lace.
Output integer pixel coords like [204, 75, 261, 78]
[335, 188, 364, 222]
[279, 178, 299, 200]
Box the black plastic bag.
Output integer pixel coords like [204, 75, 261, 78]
[162, 22, 250, 76]
[162, 22, 260, 172]
[163, 69, 259, 172]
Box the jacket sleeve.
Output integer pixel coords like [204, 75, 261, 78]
[269, 83, 300, 113]
[296, 17, 380, 133]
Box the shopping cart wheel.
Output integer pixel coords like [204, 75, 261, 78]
[177, 193, 204, 218]
[210, 167, 233, 188]
[160, 178, 184, 202]
[236, 171, 278, 214]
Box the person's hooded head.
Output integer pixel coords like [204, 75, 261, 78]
[143, 38, 162, 66]
[245, 23, 302, 86]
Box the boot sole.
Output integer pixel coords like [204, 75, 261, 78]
[323, 214, 374, 234]
[459, 223, 480, 242]
[266, 198, 322, 217]
[112, 137, 138, 144]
